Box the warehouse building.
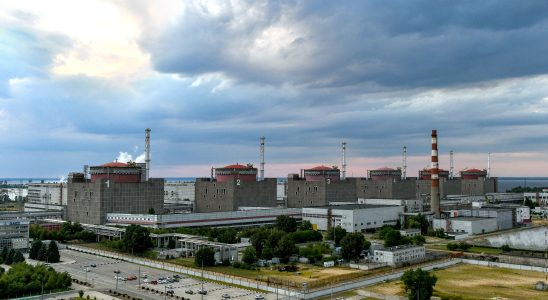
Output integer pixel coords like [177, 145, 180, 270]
[106, 207, 302, 229]
[433, 217, 498, 235]
[302, 204, 403, 232]
[195, 164, 276, 213]
[0, 219, 30, 250]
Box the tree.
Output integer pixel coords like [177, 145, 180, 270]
[250, 230, 269, 255]
[0, 246, 8, 262]
[406, 214, 430, 235]
[384, 230, 411, 248]
[217, 228, 238, 244]
[122, 225, 153, 254]
[167, 239, 176, 249]
[401, 268, 437, 300]
[242, 246, 257, 264]
[148, 207, 156, 214]
[37, 244, 48, 262]
[299, 220, 313, 231]
[47, 240, 60, 263]
[276, 215, 298, 233]
[195, 247, 215, 267]
[12, 250, 25, 264]
[412, 235, 426, 246]
[326, 226, 347, 246]
[524, 198, 536, 209]
[29, 239, 43, 260]
[5, 249, 14, 265]
[275, 235, 298, 262]
[340, 233, 370, 261]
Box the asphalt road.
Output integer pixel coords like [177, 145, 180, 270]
[51, 250, 279, 300]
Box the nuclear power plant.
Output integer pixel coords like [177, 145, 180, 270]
[19, 128, 513, 233]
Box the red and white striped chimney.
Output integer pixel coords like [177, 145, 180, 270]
[431, 129, 441, 218]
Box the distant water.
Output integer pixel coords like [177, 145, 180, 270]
[2, 177, 547, 190]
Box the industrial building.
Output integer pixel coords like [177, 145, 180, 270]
[302, 204, 403, 232]
[373, 245, 425, 267]
[23, 182, 67, 212]
[433, 217, 498, 235]
[106, 208, 301, 228]
[66, 129, 164, 225]
[287, 166, 357, 207]
[195, 164, 276, 213]
[0, 219, 30, 250]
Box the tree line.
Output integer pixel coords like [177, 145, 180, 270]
[0, 247, 25, 265]
[30, 222, 96, 243]
[29, 240, 61, 263]
[0, 263, 71, 299]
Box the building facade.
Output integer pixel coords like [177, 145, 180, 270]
[302, 204, 403, 232]
[27, 182, 67, 206]
[66, 162, 164, 225]
[164, 181, 195, 207]
[195, 164, 276, 213]
[373, 245, 425, 266]
[0, 220, 30, 250]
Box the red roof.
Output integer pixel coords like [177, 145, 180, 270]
[463, 168, 483, 173]
[101, 162, 128, 167]
[223, 164, 252, 169]
[374, 167, 396, 171]
[310, 165, 333, 171]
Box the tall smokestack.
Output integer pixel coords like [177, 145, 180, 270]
[449, 150, 454, 179]
[341, 142, 347, 180]
[402, 146, 407, 180]
[487, 152, 491, 178]
[145, 128, 151, 181]
[259, 136, 265, 181]
[431, 130, 441, 218]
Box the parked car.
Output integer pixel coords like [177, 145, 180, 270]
[185, 290, 194, 295]
[166, 290, 175, 296]
[167, 285, 174, 289]
[222, 293, 231, 299]
[254, 295, 264, 300]
[90, 263, 97, 267]
[173, 274, 181, 279]
[143, 278, 149, 283]
[151, 280, 158, 285]
[197, 289, 207, 295]
[84, 268, 90, 272]
[141, 274, 148, 278]
[127, 275, 137, 281]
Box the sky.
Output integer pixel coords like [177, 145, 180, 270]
[1, 0, 548, 178]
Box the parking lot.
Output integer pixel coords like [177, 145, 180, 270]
[53, 249, 279, 300]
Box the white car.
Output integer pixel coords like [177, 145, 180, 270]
[254, 295, 264, 300]
[143, 278, 149, 283]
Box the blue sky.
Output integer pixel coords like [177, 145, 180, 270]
[1, 0, 548, 178]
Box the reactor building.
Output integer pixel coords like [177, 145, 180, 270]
[287, 166, 357, 207]
[195, 164, 277, 213]
[66, 129, 164, 225]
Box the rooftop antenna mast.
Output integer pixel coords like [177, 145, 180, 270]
[449, 150, 454, 179]
[259, 136, 265, 181]
[487, 152, 491, 179]
[341, 142, 347, 180]
[145, 128, 151, 181]
[402, 146, 407, 180]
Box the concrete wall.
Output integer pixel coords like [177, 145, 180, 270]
[195, 178, 276, 213]
[287, 177, 357, 208]
[67, 179, 164, 225]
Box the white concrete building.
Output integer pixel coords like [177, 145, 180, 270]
[524, 190, 548, 205]
[358, 198, 423, 213]
[433, 217, 498, 235]
[27, 183, 67, 205]
[373, 245, 425, 266]
[515, 206, 531, 224]
[0, 219, 30, 250]
[399, 228, 421, 237]
[302, 204, 403, 232]
[106, 208, 302, 229]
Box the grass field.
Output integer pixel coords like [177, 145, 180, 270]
[171, 257, 371, 288]
[365, 264, 548, 300]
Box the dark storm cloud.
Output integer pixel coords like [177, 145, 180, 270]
[139, 0, 548, 89]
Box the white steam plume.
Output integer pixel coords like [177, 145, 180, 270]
[116, 151, 146, 163]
